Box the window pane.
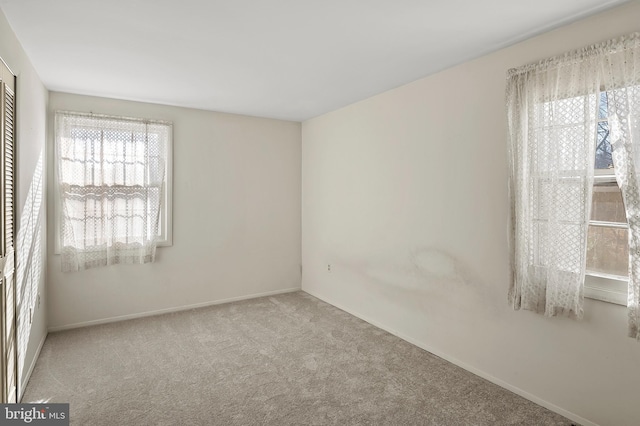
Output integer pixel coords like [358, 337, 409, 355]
[598, 91, 608, 120]
[595, 92, 613, 169]
[586, 226, 628, 277]
[590, 183, 627, 223]
[595, 120, 612, 169]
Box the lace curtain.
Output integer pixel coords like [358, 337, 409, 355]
[605, 35, 640, 339]
[55, 112, 169, 272]
[507, 33, 640, 337]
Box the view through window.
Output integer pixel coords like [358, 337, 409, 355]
[586, 92, 628, 279]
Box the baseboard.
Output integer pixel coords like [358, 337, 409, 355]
[302, 289, 597, 426]
[48, 287, 301, 332]
[19, 331, 48, 402]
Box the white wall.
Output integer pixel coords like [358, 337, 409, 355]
[302, 2, 640, 426]
[47, 93, 301, 329]
[0, 9, 48, 400]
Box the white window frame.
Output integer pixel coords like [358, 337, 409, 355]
[584, 273, 627, 305]
[53, 111, 173, 254]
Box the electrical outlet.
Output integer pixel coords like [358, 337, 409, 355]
[327, 264, 331, 272]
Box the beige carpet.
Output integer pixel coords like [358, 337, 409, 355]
[23, 291, 575, 425]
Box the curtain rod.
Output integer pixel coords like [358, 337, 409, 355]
[507, 31, 640, 78]
[55, 110, 173, 126]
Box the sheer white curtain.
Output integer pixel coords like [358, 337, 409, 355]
[508, 32, 640, 338]
[507, 50, 602, 319]
[604, 34, 640, 339]
[56, 112, 168, 272]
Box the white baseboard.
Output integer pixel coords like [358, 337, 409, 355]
[302, 289, 596, 426]
[19, 331, 48, 402]
[48, 287, 301, 332]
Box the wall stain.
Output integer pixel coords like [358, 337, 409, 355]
[409, 248, 474, 286]
[332, 247, 501, 320]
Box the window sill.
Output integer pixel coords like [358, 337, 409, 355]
[584, 273, 627, 306]
[156, 239, 173, 248]
[53, 240, 172, 256]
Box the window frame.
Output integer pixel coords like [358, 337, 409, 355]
[584, 273, 627, 305]
[584, 116, 627, 306]
[53, 110, 173, 254]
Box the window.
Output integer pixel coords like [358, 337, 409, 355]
[585, 92, 628, 305]
[55, 111, 172, 271]
[534, 92, 628, 305]
[507, 33, 640, 338]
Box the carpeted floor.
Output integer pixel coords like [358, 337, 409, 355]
[23, 291, 575, 425]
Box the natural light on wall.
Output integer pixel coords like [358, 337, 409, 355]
[16, 150, 43, 390]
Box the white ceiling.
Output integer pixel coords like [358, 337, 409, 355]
[0, 0, 630, 121]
